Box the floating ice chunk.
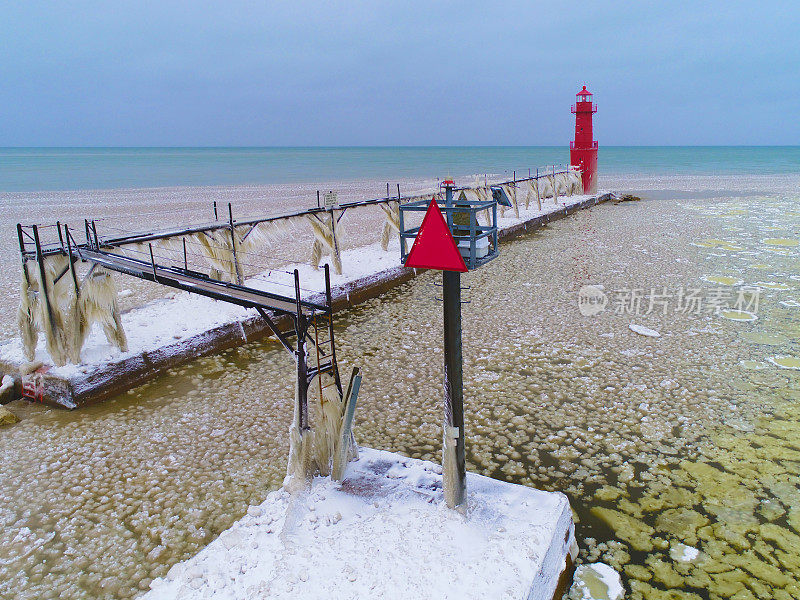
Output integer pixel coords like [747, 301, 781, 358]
[669, 542, 700, 562]
[571, 562, 624, 600]
[628, 324, 660, 338]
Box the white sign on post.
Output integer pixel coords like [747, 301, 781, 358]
[323, 191, 338, 208]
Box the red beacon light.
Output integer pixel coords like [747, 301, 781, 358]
[570, 85, 599, 193]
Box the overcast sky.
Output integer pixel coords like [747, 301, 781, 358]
[2, 1, 798, 146]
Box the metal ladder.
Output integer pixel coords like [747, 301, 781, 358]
[307, 269, 343, 402]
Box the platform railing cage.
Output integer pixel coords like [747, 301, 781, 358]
[398, 192, 499, 271]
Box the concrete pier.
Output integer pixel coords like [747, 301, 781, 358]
[143, 448, 577, 600]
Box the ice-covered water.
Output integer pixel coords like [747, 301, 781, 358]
[1, 175, 799, 599]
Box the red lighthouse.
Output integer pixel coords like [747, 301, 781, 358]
[570, 85, 598, 193]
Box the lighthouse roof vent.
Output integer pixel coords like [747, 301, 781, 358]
[577, 85, 592, 98]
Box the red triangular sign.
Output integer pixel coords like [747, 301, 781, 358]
[404, 198, 468, 272]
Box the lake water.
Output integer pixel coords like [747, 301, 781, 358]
[2, 146, 799, 192]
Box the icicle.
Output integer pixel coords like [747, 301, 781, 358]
[470, 183, 492, 225]
[17, 264, 39, 361]
[530, 180, 542, 211]
[17, 255, 85, 365]
[500, 183, 519, 218]
[310, 376, 345, 477]
[538, 175, 554, 199]
[193, 230, 238, 282]
[379, 201, 401, 251]
[33, 256, 71, 367]
[568, 170, 583, 194]
[285, 382, 313, 492]
[77, 267, 128, 356]
[555, 172, 570, 197]
[306, 212, 343, 275]
[236, 217, 304, 255]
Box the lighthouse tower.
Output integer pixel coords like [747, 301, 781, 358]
[570, 85, 598, 193]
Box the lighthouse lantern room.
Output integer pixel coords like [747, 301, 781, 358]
[570, 85, 598, 193]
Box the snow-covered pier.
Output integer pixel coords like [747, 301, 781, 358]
[1, 189, 610, 408]
[143, 448, 577, 600]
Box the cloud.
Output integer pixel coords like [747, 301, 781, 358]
[1, 1, 798, 145]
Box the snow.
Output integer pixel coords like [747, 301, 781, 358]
[142, 447, 575, 600]
[0, 193, 600, 379]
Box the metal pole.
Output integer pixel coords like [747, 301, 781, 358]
[398, 203, 406, 259]
[17, 224, 31, 288]
[63, 225, 80, 294]
[329, 207, 341, 274]
[148, 244, 157, 280]
[442, 269, 465, 507]
[553, 165, 558, 205]
[324, 263, 342, 394]
[441, 182, 466, 508]
[294, 269, 309, 431]
[32, 225, 58, 345]
[228, 203, 243, 284]
[213, 201, 218, 221]
[183, 238, 188, 271]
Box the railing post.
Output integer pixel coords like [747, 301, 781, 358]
[63, 224, 80, 294]
[32, 225, 58, 348]
[323, 263, 342, 394]
[17, 224, 31, 288]
[294, 269, 309, 431]
[553, 165, 558, 205]
[148, 244, 157, 280]
[228, 203, 243, 284]
[398, 203, 406, 259]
